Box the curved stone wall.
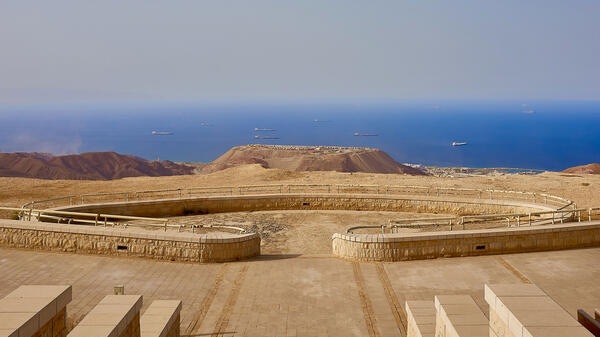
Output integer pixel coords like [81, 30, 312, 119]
[56, 193, 555, 218]
[332, 221, 600, 261]
[0, 220, 260, 263]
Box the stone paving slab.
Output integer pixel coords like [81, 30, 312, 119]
[0, 248, 599, 336]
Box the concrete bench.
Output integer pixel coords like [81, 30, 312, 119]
[67, 295, 142, 337]
[0, 285, 72, 337]
[405, 300, 435, 337]
[485, 284, 593, 337]
[140, 300, 182, 337]
[434, 295, 488, 337]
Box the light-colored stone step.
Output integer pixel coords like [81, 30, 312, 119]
[67, 295, 142, 337]
[434, 295, 488, 337]
[485, 284, 593, 337]
[140, 300, 182, 337]
[405, 300, 435, 337]
[0, 285, 71, 337]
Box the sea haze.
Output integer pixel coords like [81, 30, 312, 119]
[0, 100, 599, 171]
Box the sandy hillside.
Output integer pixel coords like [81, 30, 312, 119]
[202, 144, 426, 175]
[0, 152, 194, 180]
[0, 163, 599, 208]
[564, 163, 600, 175]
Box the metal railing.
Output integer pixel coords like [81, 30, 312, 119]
[348, 216, 457, 233]
[0, 207, 176, 231]
[458, 207, 599, 229]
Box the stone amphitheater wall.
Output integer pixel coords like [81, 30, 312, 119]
[0, 220, 260, 263]
[56, 194, 554, 218]
[332, 221, 600, 262]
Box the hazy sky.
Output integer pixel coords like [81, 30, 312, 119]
[1, 1, 599, 103]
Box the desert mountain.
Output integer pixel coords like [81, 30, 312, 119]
[0, 152, 194, 180]
[563, 163, 600, 175]
[202, 145, 426, 175]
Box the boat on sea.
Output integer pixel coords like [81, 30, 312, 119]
[254, 135, 280, 139]
[254, 128, 276, 131]
[313, 119, 331, 123]
[353, 132, 378, 137]
[152, 131, 174, 135]
[452, 142, 467, 146]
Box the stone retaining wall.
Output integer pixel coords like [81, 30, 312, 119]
[57, 194, 553, 218]
[332, 221, 600, 261]
[0, 220, 260, 263]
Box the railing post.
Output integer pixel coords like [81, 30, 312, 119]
[552, 213, 555, 224]
[528, 213, 531, 226]
[164, 221, 167, 231]
[95, 214, 98, 226]
[489, 191, 493, 200]
[28, 208, 32, 221]
[178, 189, 182, 198]
[381, 225, 385, 234]
[81, 195, 84, 204]
[544, 195, 548, 204]
[126, 193, 129, 202]
[589, 208, 593, 222]
[104, 216, 107, 227]
[516, 216, 520, 227]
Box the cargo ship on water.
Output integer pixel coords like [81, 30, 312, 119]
[254, 128, 276, 131]
[254, 135, 280, 139]
[452, 141, 467, 146]
[151, 131, 174, 135]
[353, 132, 378, 137]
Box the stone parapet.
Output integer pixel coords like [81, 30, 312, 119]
[140, 300, 181, 337]
[332, 221, 600, 261]
[0, 220, 260, 263]
[485, 284, 592, 337]
[434, 295, 488, 337]
[68, 295, 142, 337]
[406, 300, 435, 337]
[0, 285, 72, 337]
[58, 194, 551, 219]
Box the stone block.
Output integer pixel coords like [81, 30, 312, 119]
[68, 295, 142, 337]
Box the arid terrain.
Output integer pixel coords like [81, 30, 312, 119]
[564, 162, 600, 174]
[202, 144, 426, 174]
[0, 152, 194, 180]
[1, 163, 599, 254]
[1, 163, 598, 208]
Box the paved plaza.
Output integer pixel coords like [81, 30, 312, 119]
[1, 247, 599, 337]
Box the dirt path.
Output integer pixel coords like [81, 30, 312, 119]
[168, 210, 443, 254]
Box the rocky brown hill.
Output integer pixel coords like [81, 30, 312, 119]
[202, 144, 426, 175]
[0, 152, 194, 180]
[563, 163, 600, 174]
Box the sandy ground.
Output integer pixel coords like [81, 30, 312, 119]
[168, 210, 438, 254]
[0, 164, 598, 207]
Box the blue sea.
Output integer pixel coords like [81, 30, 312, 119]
[0, 100, 599, 171]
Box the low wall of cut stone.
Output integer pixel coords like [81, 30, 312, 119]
[57, 194, 553, 218]
[332, 221, 600, 261]
[0, 220, 260, 263]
